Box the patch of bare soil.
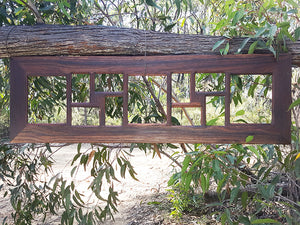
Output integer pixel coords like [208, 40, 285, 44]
[115, 193, 213, 225]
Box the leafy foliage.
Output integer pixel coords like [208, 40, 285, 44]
[167, 143, 300, 224]
[211, 0, 300, 57]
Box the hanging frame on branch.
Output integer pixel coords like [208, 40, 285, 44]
[10, 54, 291, 144]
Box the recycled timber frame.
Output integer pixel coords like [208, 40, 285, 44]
[10, 54, 291, 144]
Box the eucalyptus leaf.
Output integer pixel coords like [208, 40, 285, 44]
[295, 158, 300, 179]
[248, 41, 258, 54]
[251, 218, 280, 224]
[295, 27, 300, 40]
[235, 110, 245, 116]
[289, 98, 300, 110]
[146, 0, 160, 9]
[223, 42, 230, 55]
[212, 39, 226, 51]
[245, 135, 254, 143]
[237, 37, 251, 53]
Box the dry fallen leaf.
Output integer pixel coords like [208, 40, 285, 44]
[153, 144, 161, 159]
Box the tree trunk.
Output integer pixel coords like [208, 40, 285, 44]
[0, 24, 299, 66]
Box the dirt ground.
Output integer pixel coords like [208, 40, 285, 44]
[0, 145, 207, 224]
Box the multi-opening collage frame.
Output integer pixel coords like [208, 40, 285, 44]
[10, 54, 291, 144]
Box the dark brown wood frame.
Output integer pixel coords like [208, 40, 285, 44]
[10, 54, 291, 144]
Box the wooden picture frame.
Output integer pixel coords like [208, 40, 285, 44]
[10, 54, 291, 144]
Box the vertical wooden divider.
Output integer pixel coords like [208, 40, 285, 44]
[66, 74, 72, 126]
[225, 73, 231, 126]
[167, 73, 172, 126]
[123, 74, 129, 126]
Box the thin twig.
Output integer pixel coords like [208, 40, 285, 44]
[159, 150, 182, 168]
[180, 143, 188, 153]
[20, 0, 44, 24]
[97, 0, 116, 26]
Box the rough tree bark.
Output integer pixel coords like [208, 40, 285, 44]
[0, 24, 299, 66]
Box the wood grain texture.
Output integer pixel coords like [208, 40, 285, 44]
[11, 54, 277, 75]
[10, 54, 291, 144]
[1, 25, 299, 66]
[12, 124, 288, 144]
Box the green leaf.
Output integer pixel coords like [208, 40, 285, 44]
[58, 1, 71, 19]
[277, 21, 290, 28]
[235, 110, 245, 116]
[71, 153, 81, 166]
[168, 173, 180, 186]
[182, 155, 191, 173]
[45, 143, 52, 153]
[184, 173, 192, 191]
[241, 191, 248, 209]
[268, 46, 276, 57]
[221, 212, 227, 224]
[147, 201, 161, 205]
[294, 27, 300, 40]
[295, 158, 300, 179]
[254, 27, 267, 38]
[164, 23, 176, 32]
[266, 184, 275, 199]
[207, 118, 218, 126]
[240, 216, 251, 225]
[128, 167, 139, 181]
[223, 42, 230, 55]
[286, 0, 299, 8]
[38, 77, 52, 90]
[288, 98, 300, 110]
[212, 39, 226, 51]
[268, 24, 277, 37]
[246, 135, 254, 143]
[235, 118, 248, 123]
[77, 143, 82, 153]
[248, 146, 260, 159]
[146, 0, 159, 8]
[74, 190, 85, 204]
[72, 194, 84, 207]
[217, 174, 229, 193]
[213, 150, 227, 155]
[248, 41, 258, 54]
[14, 6, 24, 16]
[70, 166, 77, 177]
[230, 184, 240, 204]
[14, 0, 24, 4]
[200, 174, 207, 193]
[237, 37, 251, 53]
[167, 143, 178, 149]
[175, 0, 181, 12]
[232, 9, 244, 25]
[120, 164, 126, 178]
[251, 218, 280, 224]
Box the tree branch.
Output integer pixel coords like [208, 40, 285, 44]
[1, 25, 300, 66]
